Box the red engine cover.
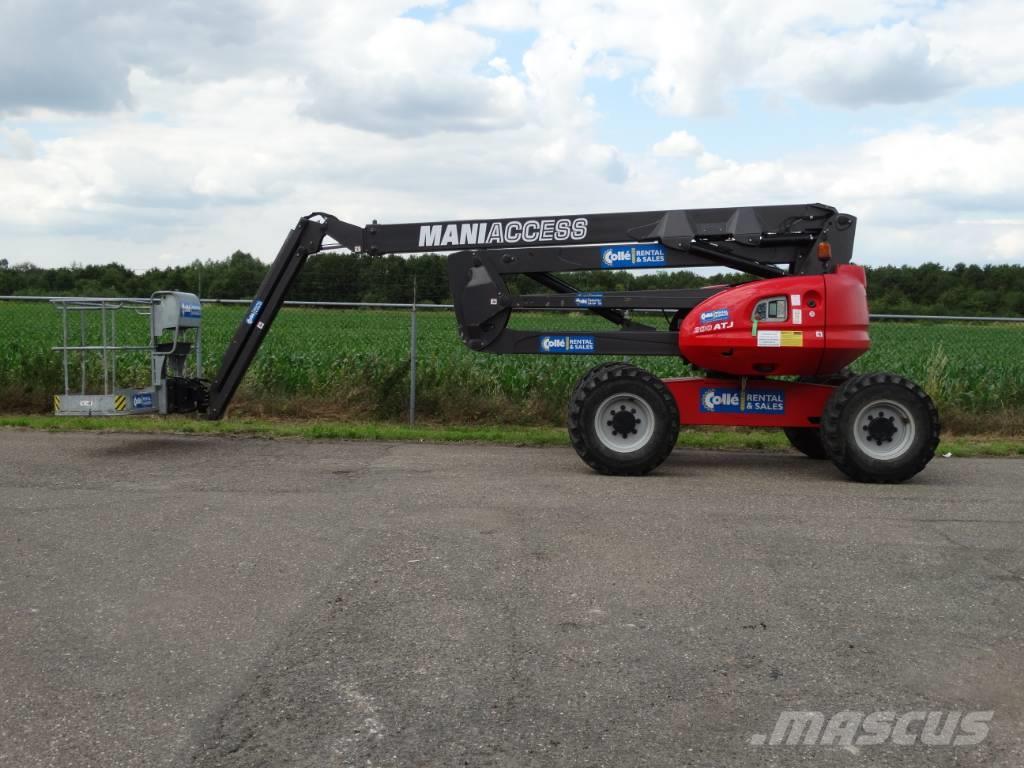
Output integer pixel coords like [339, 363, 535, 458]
[678, 265, 870, 377]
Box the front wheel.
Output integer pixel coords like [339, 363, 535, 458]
[821, 372, 940, 483]
[568, 364, 679, 475]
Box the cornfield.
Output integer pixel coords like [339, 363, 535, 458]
[1, 300, 1021, 431]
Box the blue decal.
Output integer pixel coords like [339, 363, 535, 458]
[601, 246, 634, 269]
[575, 292, 604, 308]
[539, 335, 597, 354]
[699, 388, 785, 414]
[634, 245, 667, 266]
[132, 392, 154, 409]
[600, 244, 667, 269]
[245, 299, 264, 326]
[180, 301, 202, 318]
[699, 308, 730, 324]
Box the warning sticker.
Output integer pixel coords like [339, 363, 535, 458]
[791, 293, 801, 307]
[757, 330, 804, 347]
[792, 308, 803, 325]
[781, 331, 803, 347]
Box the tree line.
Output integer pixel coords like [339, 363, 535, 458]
[1, 252, 1022, 317]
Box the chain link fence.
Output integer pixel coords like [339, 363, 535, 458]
[1, 295, 1022, 431]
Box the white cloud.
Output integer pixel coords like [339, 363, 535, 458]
[449, 0, 540, 30]
[302, 17, 530, 137]
[0, 58, 635, 262]
[3, 0, 1019, 121]
[993, 230, 1024, 261]
[652, 131, 702, 158]
[489, 57, 512, 75]
[0, 0, 280, 115]
[0, 0, 1022, 271]
[778, 22, 962, 107]
[650, 130, 729, 175]
[0, 127, 37, 161]
[489, 0, 1023, 116]
[831, 114, 1024, 215]
[661, 112, 1024, 266]
[922, 0, 1024, 89]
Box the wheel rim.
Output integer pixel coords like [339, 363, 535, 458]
[852, 399, 916, 460]
[594, 393, 656, 453]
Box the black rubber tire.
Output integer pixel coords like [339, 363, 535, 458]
[783, 427, 829, 459]
[781, 373, 852, 460]
[567, 364, 679, 476]
[571, 361, 629, 393]
[821, 372, 940, 483]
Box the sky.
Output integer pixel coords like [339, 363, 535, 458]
[1, 0, 1023, 271]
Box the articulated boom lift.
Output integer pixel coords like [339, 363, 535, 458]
[204, 203, 940, 483]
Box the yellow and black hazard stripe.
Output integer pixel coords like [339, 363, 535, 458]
[114, 394, 127, 411]
[53, 395, 61, 413]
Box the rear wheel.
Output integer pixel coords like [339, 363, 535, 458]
[568, 364, 679, 475]
[783, 427, 829, 459]
[821, 372, 940, 483]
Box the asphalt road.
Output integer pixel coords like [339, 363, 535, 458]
[1, 430, 1023, 767]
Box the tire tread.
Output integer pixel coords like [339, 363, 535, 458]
[567, 364, 679, 475]
[821, 372, 940, 483]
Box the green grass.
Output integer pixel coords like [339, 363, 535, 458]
[1, 301, 1022, 433]
[0, 414, 567, 445]
[2, 414, 1021, 457]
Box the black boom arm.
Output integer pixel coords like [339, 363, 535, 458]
[204, 203, 856, 419]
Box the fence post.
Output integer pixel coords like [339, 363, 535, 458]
[409, 276, 417, 426]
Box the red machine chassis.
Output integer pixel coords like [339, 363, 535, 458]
[664, 377, 835, 428]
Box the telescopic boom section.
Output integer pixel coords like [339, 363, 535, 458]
[204, 204, 856, 419]
[204, 215, 362, 420]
